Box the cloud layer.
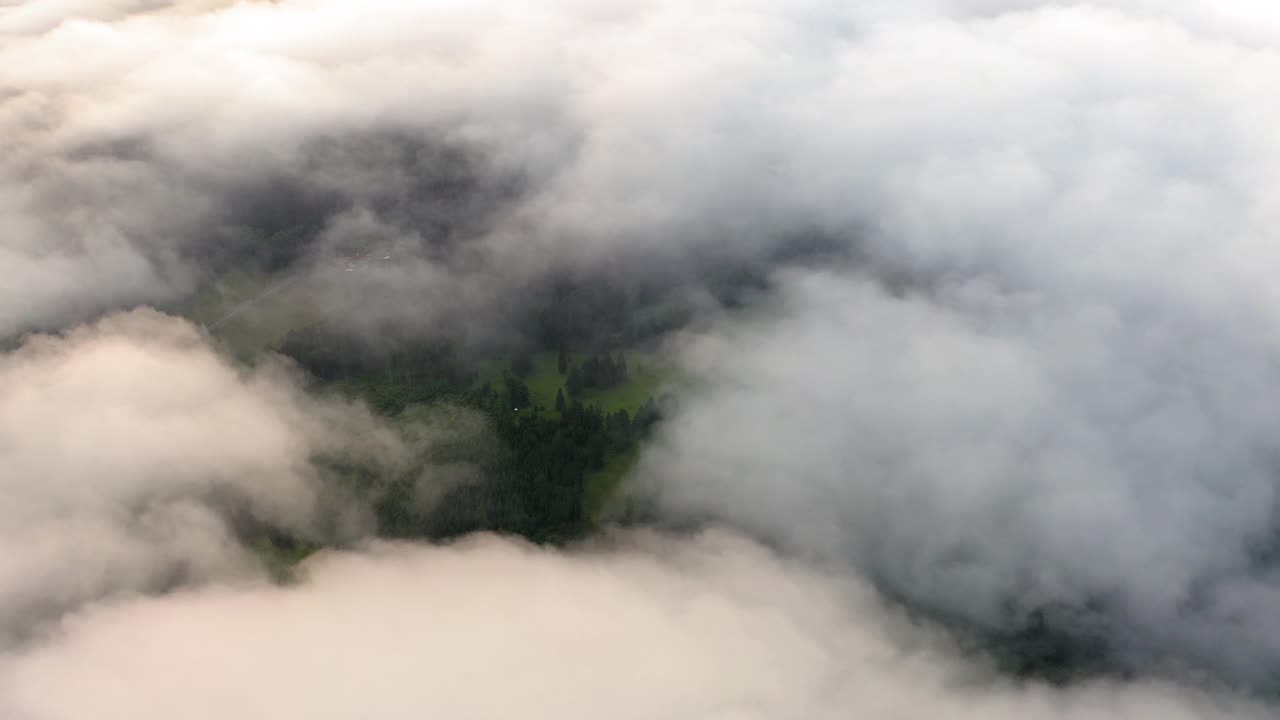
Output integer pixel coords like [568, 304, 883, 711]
[0, 530, 1269, 720]
[7, 0, 1280, 707]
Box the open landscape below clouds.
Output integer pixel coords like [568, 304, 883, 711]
[5, 0, 1280, 717]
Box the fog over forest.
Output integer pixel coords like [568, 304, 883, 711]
[5, 1, 1280, 717]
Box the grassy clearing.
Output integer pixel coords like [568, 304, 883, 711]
[475, 350, 671, 416]
[472, 358, 504, 388]
[183, 269, 270, 326]
[182, 269, 310, 359]
[474, 352, 562, 407]
[577, 370, 665, 416]
[522, 353, 566, 408]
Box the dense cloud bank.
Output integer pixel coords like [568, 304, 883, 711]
[0, 530, 1269, 720]
[642, 272, 1280, 683]
[0, 309, 412, 644]
[11, 0, 1274, 341]
[6, 0, 1280, 710]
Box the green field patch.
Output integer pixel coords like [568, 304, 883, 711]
[182, 269, 310, 359]
[522, 352, 566, 408]
[183, 269, 271, 326]
[475, 350, 671, 416]
[471, 357, 508, 390]
[575, 369, 665, 415]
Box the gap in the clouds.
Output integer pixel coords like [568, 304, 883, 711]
[168, 184, 1220, 696]
[153, 126, 869, 555]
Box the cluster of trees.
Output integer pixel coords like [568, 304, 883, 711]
[278, 322, 667, 545]
[372, 370, 667, 543]
[281, 326, 473, 387]
[564, 351, 628, 397]
[441, 379, 653, 541]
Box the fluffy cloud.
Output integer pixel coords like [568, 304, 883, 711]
[0, 309, 401, 642]
[642, 267, 1280, 684]
[0, 530, 1267, 720]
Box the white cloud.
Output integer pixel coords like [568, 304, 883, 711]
[0, 530, 1266, 720]
[0, 309, 400, 639]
